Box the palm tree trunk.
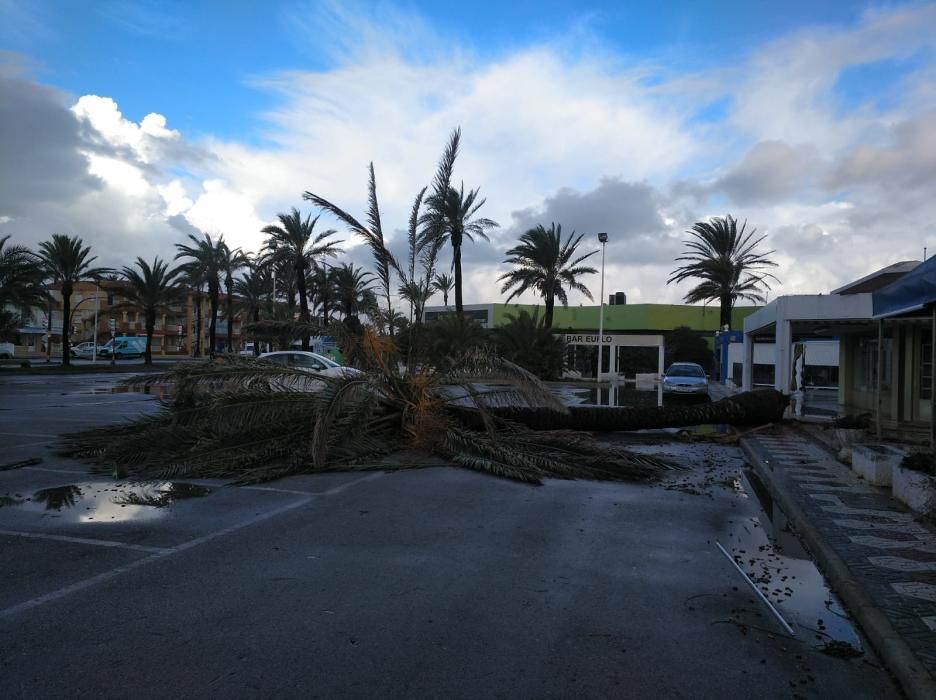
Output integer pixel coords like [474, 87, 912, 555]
[252, 307, 261, 356]
[61, 284, 72, 367]
[297, 260, 310, 351]
[449, 389, 789, 432]
[194, 292, 202, 358]
[225, 285, 234, 353]
[453, 243, 463, 320]
[544, 293, 554, 330]
[144, 316, 154, 366]
[208, 285, 219, 358]
[720, 294, 732, 330]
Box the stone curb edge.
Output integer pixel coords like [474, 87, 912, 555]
[739, 435, 936, 700]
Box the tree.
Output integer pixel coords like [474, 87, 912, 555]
[36, 234, 111, 366]
[667, 215, 779, 329]
[304, 165, 400, 333]
[175, 233, 225, 357]
[0, 236, 45, 340]
[494, 310, 567, 379]
[665, 326, 714, 370]
[419, 128, 498, 320]
[219, 243, 248, 353]
[332, 263, 374, 320]
[119, 257, 181, 366]
[234, 264, 271, 356]
[178, 268, 205, 357]
[261, 209, 340, 350]
[498, 223, 597, 329]
[432, 273, 454, 308]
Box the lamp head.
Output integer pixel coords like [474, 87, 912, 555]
[598, 232, 608, 243]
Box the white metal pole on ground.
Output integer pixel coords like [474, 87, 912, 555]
[597, 232, 608, 383]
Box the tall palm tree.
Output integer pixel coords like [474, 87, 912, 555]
[178, 268, 205, 357]
[498, 223, 598, 329]
[261, 208, 340, 351]
[175, 233, 225, 357]
[119, 257, 182, 366]
[36, 234, 112, 366]
[219, 243, 249, 353]
[234, 264, 270, 356]
[419, 128, 499, 320]
[432, 273, 454, 308]
[667, 215, 779, 329]
[332, 263, 374, 320]
[304, 165, 401, 332]
[0, 236, 46, 339]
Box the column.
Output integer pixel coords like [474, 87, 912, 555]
[774, 319, 792, 394]
[742, 332, 754, 392]
[657, 342, 664, 407]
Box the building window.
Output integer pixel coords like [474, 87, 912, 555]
[922, 341, 933, 401]
[856, 337, 892, 393]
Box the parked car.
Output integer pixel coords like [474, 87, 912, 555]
[70, 342, 99, 359]
[0, 342, 14, 359]
[258, 351, 362, 379]
[662, 362, 709, 398]
[98, 337, 146, 359]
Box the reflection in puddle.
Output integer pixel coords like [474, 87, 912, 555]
[0, 481, 210, 523]
[724, 471, 861, 647]
[82, 384, 172, 398]
[563, 386, 659, 408]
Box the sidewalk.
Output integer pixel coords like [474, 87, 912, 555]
[741, 425, 936, 700]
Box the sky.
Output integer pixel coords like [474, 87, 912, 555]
[2, 0, 936, 307]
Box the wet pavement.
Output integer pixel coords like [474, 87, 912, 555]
[742, 425, 936, 697]
[0, 372, 902, 698]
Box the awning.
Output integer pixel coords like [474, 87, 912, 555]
[873, 255, 936, 319]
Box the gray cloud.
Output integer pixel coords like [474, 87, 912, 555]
[0, 69, 101, 218]
[713, 141, 821, 205]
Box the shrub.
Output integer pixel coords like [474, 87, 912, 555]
[494, 310, 566, 380]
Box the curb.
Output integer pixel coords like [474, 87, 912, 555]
[739, 435, 936, 700]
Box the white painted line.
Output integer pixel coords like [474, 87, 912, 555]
[0, 496, 313, 620]
[1, 440, 52, 449]
[242, 471, 387, 497]
[0, 529, 170, 554]
[23, 466, 86, 475]
[0, 432, 58, 439]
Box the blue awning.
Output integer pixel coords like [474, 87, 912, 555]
[873, 256, 936, 319]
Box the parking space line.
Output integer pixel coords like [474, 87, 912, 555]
[241, 471, 387, 497]
[2, 440, 52, 449]
[0, 529, 171, 554]
[23, 466, 87, 474]
[0, 496, 313, 620]
[0, 431, 58, 439]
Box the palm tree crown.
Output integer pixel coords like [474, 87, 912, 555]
[261, 208, 340, 350]
[175, 233, 226, 357]
[667, 215, 778, 329]
[498, 223, 597, 329]
[36, 234, 112, 365]
[119, 257, 181, 365]
[0, 236, 45, 339]
[418, 128, 499, 320]
[432, 273, 454, 308]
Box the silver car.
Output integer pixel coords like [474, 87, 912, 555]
[662, 362, 709, 397]
[259, 351, 361, 379]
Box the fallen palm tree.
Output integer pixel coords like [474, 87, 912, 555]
[58, 336, 681, 485]
[448, 389, 789, 432]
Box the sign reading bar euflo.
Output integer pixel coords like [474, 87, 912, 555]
[564, 334, 614, 345]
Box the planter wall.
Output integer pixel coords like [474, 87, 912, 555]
[852, 444, 904, 487]
[892, 464, 936, 513]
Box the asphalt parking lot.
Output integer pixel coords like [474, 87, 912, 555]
[0, 372, 901, 698]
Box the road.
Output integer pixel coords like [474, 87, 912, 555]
[0, 372, 900, 698]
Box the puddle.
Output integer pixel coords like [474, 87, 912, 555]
[559, 385, 659, 408]
[722, 470, 862, 648]
[81, 384, 172, 398]
[0, 481, 210, 523]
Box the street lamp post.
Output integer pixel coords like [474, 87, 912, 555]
[596, 232, 608, 383]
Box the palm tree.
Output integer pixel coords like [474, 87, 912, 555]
[178, 268, 205, 357]
[332, 263, 374, 320]
[0, 236, 45, 339]
[304, 164, 401, 331]
[419, 128, 499, 320]
[667, 215, 779, 329]
[119, 257, 182, 365]
[234, 264, 270, 356]
[498, 223, 598, 329]
[432, 273, 454, 308]
[261, 209, 340, 350]
[36, 234, 112, 366]
[219, 243, 249, 353]
[175, 233, 224, 357]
